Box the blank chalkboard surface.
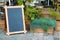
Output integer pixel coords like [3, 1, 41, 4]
[4, 5, 27, 35]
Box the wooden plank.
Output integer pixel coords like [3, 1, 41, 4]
[56, 21, 60, 31]
[0, 20, 4, 24]
[30, 28, 53, 34]
[0, 20, 5, 30]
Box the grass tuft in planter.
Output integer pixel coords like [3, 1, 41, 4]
[30, 17, 56, 32]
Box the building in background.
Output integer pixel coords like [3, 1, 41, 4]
[0, 0, 5, 6]
[57, 0, 60, 5]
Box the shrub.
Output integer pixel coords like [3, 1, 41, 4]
[30, 17, 56, 32]
[25, 6, 42, 21]
[17, 0, 24, 5]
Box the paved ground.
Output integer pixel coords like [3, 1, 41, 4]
[0, 30, 60, 40]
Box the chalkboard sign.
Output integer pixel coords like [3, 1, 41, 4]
[4, 5, 27, 35]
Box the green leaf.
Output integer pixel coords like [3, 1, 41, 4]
[17, 0, 24, 5]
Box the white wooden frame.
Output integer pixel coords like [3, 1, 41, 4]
[4, 5, 27, 35]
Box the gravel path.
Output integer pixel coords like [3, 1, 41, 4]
[0, 30, 60, 40]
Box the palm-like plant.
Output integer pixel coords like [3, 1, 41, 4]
[25, 0, 33, 2]
[17, 0, 33, 5]
[17, 0, 24, 5]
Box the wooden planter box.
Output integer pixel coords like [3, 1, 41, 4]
[41, 14, 49, 17]
[56, 14, 60, 20]
[0, 20, 5, 30]
[30, 28, 54, 34]
[56, 21, 60, 31]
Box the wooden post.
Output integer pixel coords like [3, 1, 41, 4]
[9, 0, 11, 6]
[48, 0, 49, 6]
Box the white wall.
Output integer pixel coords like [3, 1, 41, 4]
[0, 0, 4, 2]
[5, 0, 9, 1]
[0, 0, 5, 6]
[58, 0, 60, 2]
[39, 0, 45, 1]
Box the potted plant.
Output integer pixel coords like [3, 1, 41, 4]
[30, 17, 56, 34]
[25, 6, 42, 30]
[25, 6, 42, 21]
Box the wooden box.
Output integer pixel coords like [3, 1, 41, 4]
[30, 28, 53, 34]
[56, 21, 60, 31]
